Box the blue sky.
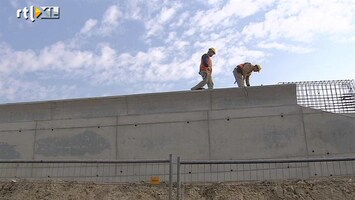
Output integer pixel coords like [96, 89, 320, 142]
[0, 0, 354, 103]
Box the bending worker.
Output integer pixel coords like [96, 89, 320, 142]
[233, 62, 261, 87]
[191, 48, 216, 90]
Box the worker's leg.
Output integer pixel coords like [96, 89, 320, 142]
[191, 71, 208, 90]
[236, 73, 245, 87]
[233, 68, 238, 84]
[207, 73, 214, 89]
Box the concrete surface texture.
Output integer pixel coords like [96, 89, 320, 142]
[0, 84, 354, 161]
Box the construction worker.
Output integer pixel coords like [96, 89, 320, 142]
[233, 62, 261, 87]
[191, 47, 216, 90]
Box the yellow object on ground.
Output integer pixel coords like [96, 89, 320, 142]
[150, 176, 161, 185]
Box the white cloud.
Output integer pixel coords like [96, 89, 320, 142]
[258, 42, 314, 54]
[0, 39, 192, 88]
[95, 44, 117, 69]
[173, 40, 190, 50]
[123, 1, 143, 20]
[207, 0, 223, 5]
[183, 28, 196, 37]
[37, 42, 94, 72]
[0, 77, 77, 102]
[144, 4, 181, 38]
[188, 0, 276, 33]
[160, 7, 176, 24]
[102, 5, 120, 25]
[0, 43, 38, 74]
[80, 19, 98, 35]
[100, 5, 121, 36]
[170, 11, 190, 28]
[79, 5, 121, 37]
[0, 41, 117, 76]
[165, 32, 177, 43]
[242, 0, 355, 42]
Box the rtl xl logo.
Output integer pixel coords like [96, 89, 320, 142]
[17, 6, 60, 22]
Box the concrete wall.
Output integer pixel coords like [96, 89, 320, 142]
[302, 107, 355, 157]
[0, 84, 296, 123]
[0, 84, 354, 162]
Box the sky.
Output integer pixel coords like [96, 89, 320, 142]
[0, 0, 354, 103]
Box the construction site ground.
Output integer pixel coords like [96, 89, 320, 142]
[0, 177, 354, 200]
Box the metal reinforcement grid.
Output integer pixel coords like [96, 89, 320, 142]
[279, 80, 355, 113]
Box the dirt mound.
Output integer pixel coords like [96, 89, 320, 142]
[0, 177, 354, 200]
[184, 178, 355, 200]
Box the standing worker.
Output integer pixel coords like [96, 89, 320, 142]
[191, 48, 216, 90]
[233, 62, 261, 87]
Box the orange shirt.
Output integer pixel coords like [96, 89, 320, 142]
[199, 53, 212, 73]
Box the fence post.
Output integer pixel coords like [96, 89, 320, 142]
[169, 154, 173, 200]
[176, 156, 181, 200]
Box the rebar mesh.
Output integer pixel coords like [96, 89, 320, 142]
[279, 80, 355, 113]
